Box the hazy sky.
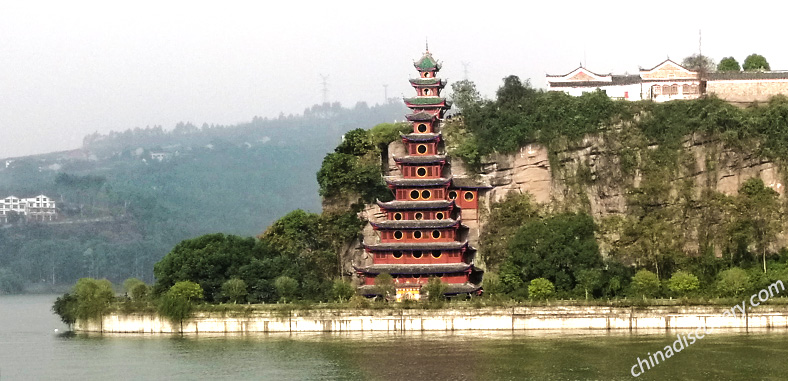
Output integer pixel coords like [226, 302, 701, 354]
[3, 1, 788, 158]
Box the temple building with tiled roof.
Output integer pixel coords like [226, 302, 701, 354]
[547, 58, 788, 103]
[355, 48, 485, 301]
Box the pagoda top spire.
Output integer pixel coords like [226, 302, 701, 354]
[414, 48, 441, 72]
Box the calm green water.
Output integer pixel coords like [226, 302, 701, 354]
[2, 295, 788, 380]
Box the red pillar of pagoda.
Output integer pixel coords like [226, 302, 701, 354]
[356, 49, 483, 301]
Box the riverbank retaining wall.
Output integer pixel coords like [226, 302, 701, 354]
[74, 305, 788, 333]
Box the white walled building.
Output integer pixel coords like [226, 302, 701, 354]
[547, 59, 702, 102]
[0, 195, 58, 223]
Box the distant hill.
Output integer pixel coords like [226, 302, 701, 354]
[0, 101, 408, 289]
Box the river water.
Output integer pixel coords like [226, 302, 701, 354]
[2, 294, 788, 380]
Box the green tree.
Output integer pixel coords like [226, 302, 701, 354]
[123, 278, 149, 301]
[369, 122, 411, 149]
[450, 79, 482, 112]
[374, 273, 396, 301]
[422, 277, 447, 302]
[630, 270, 660, 299]
[0, 267, 24, 294]
[52, 293, 78, 327]
[575, 269, 603, 300]
[505, 212, 602, 292]
[336, 128, 374, 156]
[158, 281, 204, 329]
[528, 278, 555, 300]
[479, 192, 539, 271]
[221, 278, 248, 304]
[668, 271, 700, 297]
[736, 178, 781, 273]
[72, 278, 115, 322]
[717, 57, 741, 72]
[743, 54, 770, 71]
[274, 275, 298, 303]
[716, 267, 752, 297]
[682, 54, 715, 73]
[153, 233, 258, 302]
[331, 279, 355, 302]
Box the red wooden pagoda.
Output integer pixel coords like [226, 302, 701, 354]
[356, 48, 484, 301]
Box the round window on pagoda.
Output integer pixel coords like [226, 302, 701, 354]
[413, 251, 423, 259]
[436, 273, 444, 278]
[413, 274, 421, 279]
[448, 191, 457, 200]
[413, 231, 423, 239]
[416, 167, 427, 177]
[432, 250, 442, 259]
[417, 124, 428, 133]
[393, 251, 403, 259]
[424, 72, 431, 78]
[417, 144, 427, 154]
[421, 190, 431, 199]
[414, 212, 423, 220]
[410, 190, 420, 200]
[432, 230, 441, 239]
[436, 212, 444, 220]
[394, 231, 403, 240]
[394, 212, 402, 221]
[464, 191, 475, 201]
[424, 88, 432, 96]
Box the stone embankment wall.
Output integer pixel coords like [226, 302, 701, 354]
[76, 306, 788, 333]
[708, 80, 788, 104]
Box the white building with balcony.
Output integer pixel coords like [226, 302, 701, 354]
[0, 194, 58, 223]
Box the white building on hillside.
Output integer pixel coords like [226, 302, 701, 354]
[0, 195, 58, 223]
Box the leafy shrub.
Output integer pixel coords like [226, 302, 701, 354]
[274, 276, 298, 303]
[668, 271, 700, 297]
[630, 270, 660, 298]
[528, 278, 555, 300]
[716, 268, 753, 297]
[422, 277, 447, 302]
[331, 279, 355, 302]
[221, 278, 248, 304]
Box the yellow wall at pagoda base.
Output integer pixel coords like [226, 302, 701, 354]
[74, 306, 788, 333]
[396, 287, 421, 301]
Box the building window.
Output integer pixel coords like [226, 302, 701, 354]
[417, 167, 427, 177]
[448, 191, 457, 200]
[410, 190, 420, 200]
[424, 88, 432, 96]
[421, 190, 431, 199]
[414, 212, 423, 220]
[413, 231, 423, 239]
[393, 251, 403, 259]
[435, 212, 444, 220]
[464, 191, 475, 201]
[394, 213, 402, 220]
[417, 144, 427, 154]
[432, 250, 442, 259]
[413, 251, 423, 259]
[432, 230, 441, 239]
[394, 231, 403, 240]
[671, 85, 678, 95]
[417, 124, 428, 133]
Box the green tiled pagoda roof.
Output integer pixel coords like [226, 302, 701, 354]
[376, 199, 454, 210]
[414, 52, 441, 71]
[409, 78, 447, 86]
[370, 218, 459, 230]
[354, 263, 471, 275]
[404, 96, 445, 105]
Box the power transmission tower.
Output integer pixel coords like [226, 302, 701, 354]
[319, 74, 330, 104]
[461, 61, 470, 80]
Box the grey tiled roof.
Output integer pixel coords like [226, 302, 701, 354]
[364, 241, 469, 251]
[393, 155, 446, 164]
[355, 263, 471, 275]
[401, 133, 440, 142]
[385, 177, 451, 187]
[405, 112, 438, 122]
[370, 219, 459, 229]
[709, 71, 788, 80]
[376, 199, 454, 210]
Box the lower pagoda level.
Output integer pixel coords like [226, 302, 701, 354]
[355, 48, 487, 301]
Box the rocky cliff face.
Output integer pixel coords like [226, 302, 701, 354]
[468, 131, 786, 256]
